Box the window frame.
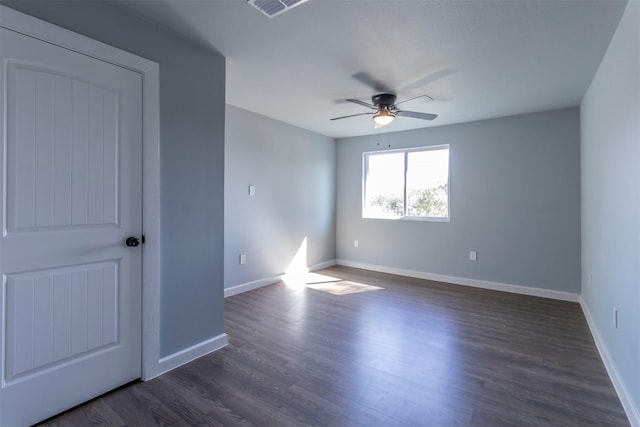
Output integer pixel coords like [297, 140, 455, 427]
[362, 144, 450, 222]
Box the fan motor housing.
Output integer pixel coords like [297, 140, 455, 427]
[372, 93, 397, 107]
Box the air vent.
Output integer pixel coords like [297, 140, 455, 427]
[246, 0, 310, 18]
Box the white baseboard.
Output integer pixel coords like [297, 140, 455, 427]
[225, 259, 579, 302]
[580, 298, 640, 427]
[335, 259, 580, 302]
[224, 276, 282, 298]
[310, 259, 338, 270]
[145, 333, 228, 380]
[224, 259, 338, 298]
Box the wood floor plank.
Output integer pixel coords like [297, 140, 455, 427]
[102, 381, 186, 426]
[39, 396, 126, 427]
[37, 266, 630, 426]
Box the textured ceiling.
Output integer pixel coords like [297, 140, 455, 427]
[116, 0, 627, 138]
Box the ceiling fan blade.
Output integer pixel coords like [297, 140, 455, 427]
[394, 95, 434, 106]
[403, 69, 456, 91]
[352, 72, 395, 94]
[395, 110, 438, 121]
[330, 112, 375, 121]
[345, 98, 377, 109]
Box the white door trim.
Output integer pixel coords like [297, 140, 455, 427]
[0, 5, 163, 380]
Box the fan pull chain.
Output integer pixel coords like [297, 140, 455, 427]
[375, 125, 393, 149]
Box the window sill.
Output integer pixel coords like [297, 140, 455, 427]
[362, 216, 450, 223]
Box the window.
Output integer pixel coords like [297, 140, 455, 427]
[363, 145, 449, 220]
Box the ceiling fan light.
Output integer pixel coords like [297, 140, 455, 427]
[373, 110, 395, 126]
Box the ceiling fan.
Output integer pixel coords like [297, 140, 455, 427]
[330, 93, 437, 128]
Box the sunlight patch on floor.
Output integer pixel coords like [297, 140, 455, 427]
[306, 280, 384, 295]
[283, 270, 308, 290]
[304, 272, 342, 284]
[284, 270, 384, 295]
[282, 237, 383, 294]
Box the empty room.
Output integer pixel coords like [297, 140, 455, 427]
[0, 0, 638, 425]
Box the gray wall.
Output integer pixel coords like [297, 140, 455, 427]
[2, 1, 226, 357]
[225, 105, 336, 288]
[581, 0, 639, 416]
[337, 108, 581, 293]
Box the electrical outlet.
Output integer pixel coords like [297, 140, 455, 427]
[613, 307, 618, 328]
[354, 240, 359, 248]
[239, 253, 247, 265]
[248, 185, 256, 196]
[469, 251, 477, 261]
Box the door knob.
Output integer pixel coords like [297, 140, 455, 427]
[126, 236, 141, 247]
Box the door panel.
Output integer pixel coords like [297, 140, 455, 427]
[5, 262, 119, 381]
[9, 66, 120, 230]
[0, 26, 143, 426]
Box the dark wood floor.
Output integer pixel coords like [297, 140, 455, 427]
[39, 266, 629, 426]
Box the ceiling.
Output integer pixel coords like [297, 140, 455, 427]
[116, 0, 627, 139]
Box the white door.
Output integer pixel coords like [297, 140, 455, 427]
[0, 26, 143, 426]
